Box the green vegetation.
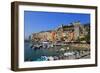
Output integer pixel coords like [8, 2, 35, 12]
[76, 34, 90, 43]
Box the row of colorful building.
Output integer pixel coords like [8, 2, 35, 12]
[30, 21, 90, 43]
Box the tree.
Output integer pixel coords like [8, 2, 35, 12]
[85, 34, 90, 43]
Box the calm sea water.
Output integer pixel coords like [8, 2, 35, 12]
[24, 42, 61, 61]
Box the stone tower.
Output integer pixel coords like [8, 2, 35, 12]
[74, 21, 80, 40]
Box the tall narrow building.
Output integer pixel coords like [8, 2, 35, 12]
[74, 21, 80, 40]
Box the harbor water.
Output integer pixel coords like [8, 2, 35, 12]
[24, 41, 90, 61]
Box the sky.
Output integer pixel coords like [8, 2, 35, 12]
[24, 11, 90, 39]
